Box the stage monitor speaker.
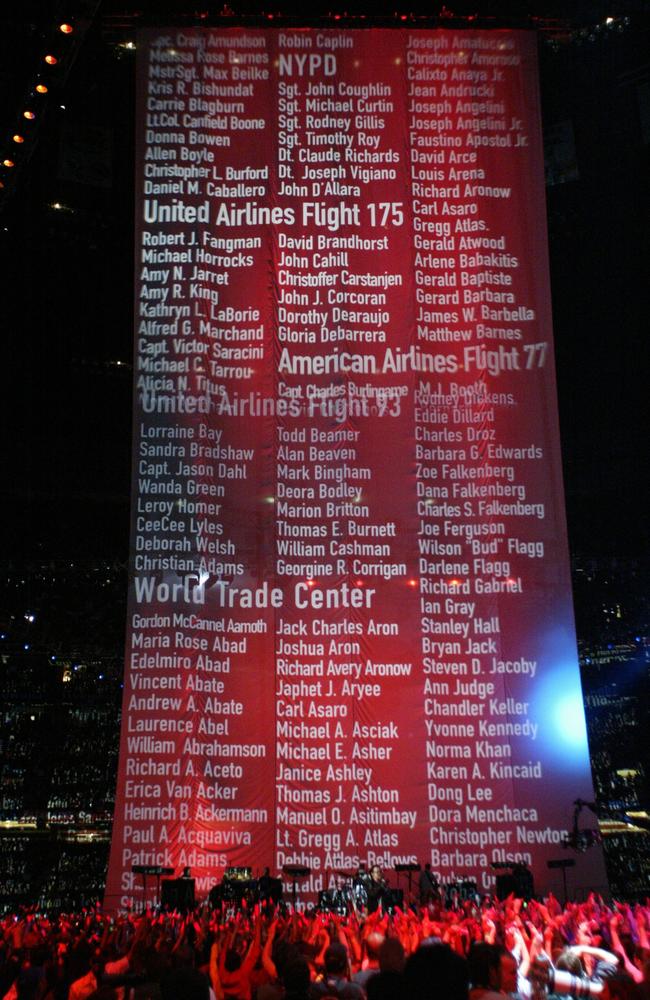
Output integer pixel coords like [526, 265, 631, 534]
[495, 868, 534, 901]
[161, 878, 195, 911]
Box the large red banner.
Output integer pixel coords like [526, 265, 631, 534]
[105, 27, 607, 909]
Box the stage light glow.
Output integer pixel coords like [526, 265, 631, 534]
[554, 690, 589, 748]
[60, 23, 74, 33]
[23, 111, 36, 120]
[36, 84, 48, 94]
[3, 159, 15, 168]
[12, 135, 25, 144]
[531, 633, 591, 770]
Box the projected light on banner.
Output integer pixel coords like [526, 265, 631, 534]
[105, 26, 608, 910]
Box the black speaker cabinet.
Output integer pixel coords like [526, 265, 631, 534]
[495, 868, 534, 901]
[161, 877, 195, 911]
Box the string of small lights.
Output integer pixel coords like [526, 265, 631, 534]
[101, 6, 638, 39]
[0, 1, 101, 211]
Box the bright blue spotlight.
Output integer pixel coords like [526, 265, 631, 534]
[553, 691, 589, 748]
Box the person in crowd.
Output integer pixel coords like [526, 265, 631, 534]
[308, 943, 364, 999]
[365, 936, 406, 1000]
[68, 941, 100, 1000]
[468, 943, 519, 1000]
[402, 941, 469, 1000]
[351, 932, 384, 990]
[419, 865, 439, 907]
[281, 960, 312, 1000]
[160, 967, 210, 1000]
[366, 869, 390, 916]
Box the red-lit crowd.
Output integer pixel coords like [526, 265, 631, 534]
[2, 894, 650, 1000]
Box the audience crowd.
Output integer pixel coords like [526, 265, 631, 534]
[2, 893, 650, 1000]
